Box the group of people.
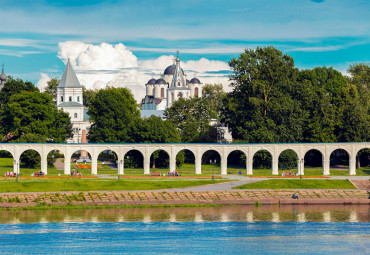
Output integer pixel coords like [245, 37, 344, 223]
[71, 170, 82, 176]
[168, 171, 180, 176]
[4, 171, 16, 177]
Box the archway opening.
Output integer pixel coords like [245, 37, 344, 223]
[278, 149, 298, 175]
[20, 149, 41, 176]
[304, 149, 323, 175]
[97, 150, 118, 175]
[201, 150, 221, 175]
[124, 150, 144, 175]
[150, 150, 169, 174]
[0, 150, 14, 177]
[330, 149, 349, 175]
[176, 149, 195, 176]
[356, 148, 370, 175]
[47, 150, 64, 176]
[227, 150, 246, 175]
[253, 150, 272, 175]
[70, 150, 92, 176]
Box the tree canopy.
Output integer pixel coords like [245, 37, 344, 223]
[0, 77, 39, 106]
[87, 87, 140, 143]
[0, 91, 73, 143]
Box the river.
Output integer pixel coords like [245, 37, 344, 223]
[0, 205, 369, 254]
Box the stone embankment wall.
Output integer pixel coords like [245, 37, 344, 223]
[0, 190, 369, 208]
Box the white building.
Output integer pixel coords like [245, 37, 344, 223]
[141, 52, 203, 118]
[56, 59, 91, 143]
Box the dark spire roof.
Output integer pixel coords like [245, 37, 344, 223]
[164, 65, 184, 75]
[58, 59, 82, 88]
[0, 65, 7, 82]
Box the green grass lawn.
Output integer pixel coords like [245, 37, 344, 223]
[0, 179, 228, 193]
[233, 179, 356, 189]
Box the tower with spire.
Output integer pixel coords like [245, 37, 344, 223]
[56, 59, 91, 143]
[0, 65, 7, 90]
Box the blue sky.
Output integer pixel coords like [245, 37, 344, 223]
[0, 0, 369, 94]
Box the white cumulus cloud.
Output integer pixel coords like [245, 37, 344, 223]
[40, 41, 231, 102]
[36, 73, 51, 92]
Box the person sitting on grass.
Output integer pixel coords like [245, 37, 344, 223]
[292, 194, 298, 199]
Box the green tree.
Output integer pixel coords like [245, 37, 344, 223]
[87, 87, 140, 143]
[164, 97, 213, 142]
[44, 78, 59, 101]
[222, 46, 304, 143]
[0, 77, 39, 106]
[202, 83, 226, 119]
[83, 86, 98, 107]
[0, 91, 73, 143]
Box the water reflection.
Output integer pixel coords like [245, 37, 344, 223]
[0, 205, 369, 224]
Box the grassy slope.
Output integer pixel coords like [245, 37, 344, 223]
[0, 179, 228, 193]
[233, 179, 356, 189]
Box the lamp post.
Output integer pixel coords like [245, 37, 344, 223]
[210, 159, 216, 181]
[118, 159, 123, 181]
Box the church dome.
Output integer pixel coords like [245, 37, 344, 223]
[163, 65, 184, 75]
[146, 78, 156, 85]
[155, 78, 166, 85]
[190, 77, 201, 84]
[0, 68, 6, 81]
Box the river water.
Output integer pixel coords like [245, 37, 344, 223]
[0, 205, 369, 254]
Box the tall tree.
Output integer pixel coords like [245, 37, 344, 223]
[202, 83, 226, 119]
[87, 87, 140, 143]
[222, 46, 304, 143]
[164, 97, 213, 143]
[0, 91, 73, 143]
[0, 77, 39, 106]
[44, 78, 59, 101]
[83, 86, 98, 107]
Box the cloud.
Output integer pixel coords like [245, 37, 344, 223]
[36, 73, 51, 92]
[50, 41, 231, 102]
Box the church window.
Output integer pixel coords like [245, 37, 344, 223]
[61, 96, 64, 102]
[161, 88, 164, 98]
[178, 92, 183, 98]
[74, 113, 78, 118]
[77, 96, 80, 102]
[195, 87, 199, 97]
[69, 96, 72, 102]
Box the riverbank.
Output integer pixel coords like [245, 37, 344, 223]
[0, 189, 369, 209]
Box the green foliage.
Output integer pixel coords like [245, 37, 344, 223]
[0, 91, 73, 143]
[88, 87, 140, 143]
[44, 78, 59, 101]
[202, 83, 226, 119]
[164, 97, 213, 142]
[0, 77, 39, 106]
[278, 150, 297, 170]
[253, 150, 272, 169]
[222, 46, 369, 143]
[82, 86, 98, 107]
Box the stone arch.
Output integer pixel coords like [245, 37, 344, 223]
[226, 149, 246, 175]
[329, 148, 350, 174]
[0, 149, 14, 176]
[175, 149, 196, 175]
[278, 149, 298, 172]
[19, 149, 41, 175]
[150, 149, 170, 172]
[252, 149, 272, 174]
[304, 149, 324, 175]
[97, 149, 118, 175]
[355, 147, 369, 171]
[70, 149, 92, 175]
[47, 149, 65, 175]
[201, 149, 221, 175]
[124, 149, 144, 175]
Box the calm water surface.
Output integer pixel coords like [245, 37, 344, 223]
[0, 205, 369, 254]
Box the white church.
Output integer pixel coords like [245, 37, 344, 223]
[141, 52, 203, 118]
[56, 59, 91, 144]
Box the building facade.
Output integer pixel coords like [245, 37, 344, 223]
[141, 52, 203, 118]
[56, 59, 91, 143]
